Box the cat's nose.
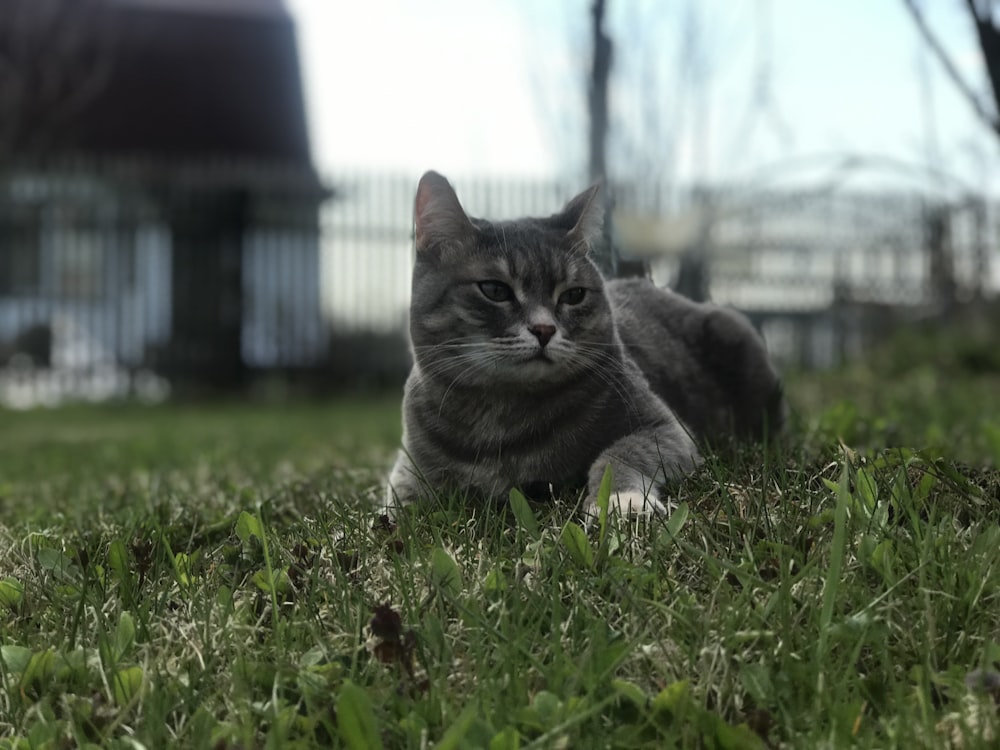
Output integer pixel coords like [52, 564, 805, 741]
[529, 323, 556, 348]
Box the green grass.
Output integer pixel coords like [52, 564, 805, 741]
[0, 364, 999, 749]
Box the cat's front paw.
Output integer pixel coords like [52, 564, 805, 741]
[583, 488, 670, 520]
[382, 483, 412, 517]
[610, 490, 669, 515]
[385, 450, 422, 514]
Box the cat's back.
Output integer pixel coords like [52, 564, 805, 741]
[607, 278, 785, 443]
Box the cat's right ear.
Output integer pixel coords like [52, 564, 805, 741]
[413, 171, 475, 256]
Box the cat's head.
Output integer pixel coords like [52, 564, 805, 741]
[408, 171, 614, 390]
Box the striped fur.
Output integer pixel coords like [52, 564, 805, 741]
[386, 172, 784, 514]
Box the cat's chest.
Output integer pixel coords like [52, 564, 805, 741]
[448, 398, 575, 454]
[469, 415, 593, 491]
[417, 389, 621, 474]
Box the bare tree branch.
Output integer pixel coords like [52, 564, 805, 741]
[588, 0, 612, 182]
[901, 0, 1000, 137]
[965, 0, 994, 24]
[963, 0, 1000, 129]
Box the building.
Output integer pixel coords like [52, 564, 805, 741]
[0, 0, 329, 400]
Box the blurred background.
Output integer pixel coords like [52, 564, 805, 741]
[1, 0, 998, 408]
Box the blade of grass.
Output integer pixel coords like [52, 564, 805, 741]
[817, 459, 851, 661]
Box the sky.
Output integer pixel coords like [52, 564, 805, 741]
[285, 0, 1000, 197]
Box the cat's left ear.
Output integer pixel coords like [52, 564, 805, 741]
[557, 183, 604, 253]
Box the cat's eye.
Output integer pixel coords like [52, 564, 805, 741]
[558, 287, 587, 306]
[478, 280, 513, 302]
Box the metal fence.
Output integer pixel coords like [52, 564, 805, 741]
[654, 186, 993, 367]
[324, 173, 995, 369]
[1, 165, 995, 406]
[0, 159, 327, 406]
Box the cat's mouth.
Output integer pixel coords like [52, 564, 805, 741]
[509, 350, 557, 372]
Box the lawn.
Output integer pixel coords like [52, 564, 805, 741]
[1, 355, 999, 748]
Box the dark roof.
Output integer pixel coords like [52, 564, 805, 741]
[1, 0, 313, 168]
[112, 0, 290, 19]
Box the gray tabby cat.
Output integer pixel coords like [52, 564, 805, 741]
[386, 171, 784, 514]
